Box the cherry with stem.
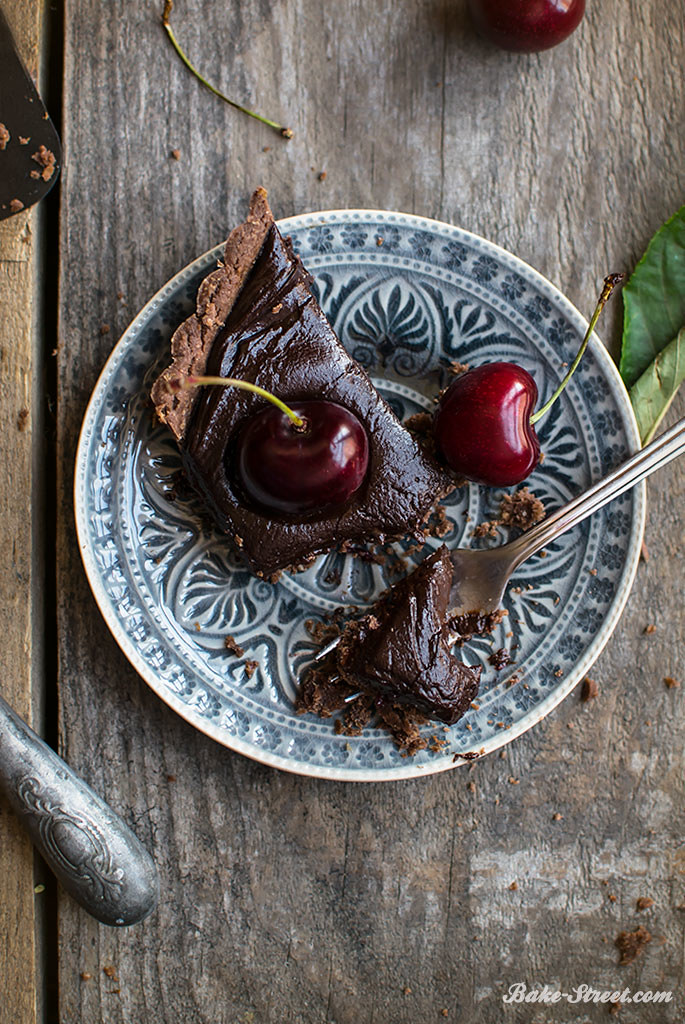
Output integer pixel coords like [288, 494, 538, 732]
[531, 273, 625, 424]
[172, 374, 369, 515]
[433, 274, 626, 487]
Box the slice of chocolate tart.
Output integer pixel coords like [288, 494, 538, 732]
[151, 188, 455, 577]
[335, 545, 481, 724]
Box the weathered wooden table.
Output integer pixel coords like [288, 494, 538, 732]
[2, 0, 684, 1021]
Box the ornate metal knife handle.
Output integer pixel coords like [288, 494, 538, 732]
[0, 693, 159, 926]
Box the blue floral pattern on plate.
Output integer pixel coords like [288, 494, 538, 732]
[75, 210, 645, 781]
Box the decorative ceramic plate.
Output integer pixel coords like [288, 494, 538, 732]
[75, 210, 645, 781]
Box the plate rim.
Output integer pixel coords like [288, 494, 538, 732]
[74, 207, 646, 782]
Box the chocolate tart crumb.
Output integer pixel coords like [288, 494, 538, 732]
[581, 677, 599, 701]
[488, 648, 511, 671]
[615, 924, 651, 965]
[499, 487, 545, 531]
[224, 634, 245, 657]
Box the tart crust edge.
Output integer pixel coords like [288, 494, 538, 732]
[150, 186, 274, 443]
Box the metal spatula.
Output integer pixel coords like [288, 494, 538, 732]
[0, 6, 61, 220]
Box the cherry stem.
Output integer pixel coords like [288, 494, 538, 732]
[173, 374, 305, 428]
[161, 1, 293, 139]
[530, 273, 626, 426]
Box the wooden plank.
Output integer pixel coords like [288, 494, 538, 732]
[58, 1, 685, 1021]
[0, 1, 42, 1021]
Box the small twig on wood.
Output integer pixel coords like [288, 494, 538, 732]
[161, 1, 292, 139]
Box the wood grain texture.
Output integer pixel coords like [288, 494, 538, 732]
[58, 1, 684, 1021]
[0, 0, 43, 1021]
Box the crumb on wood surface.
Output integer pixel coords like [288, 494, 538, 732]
[581, 677, 599, 701]
[664, 676, 679, 688]
[170, 148, 181, 160]
[615, 924, 651, 965]
[17, 408, 29, 431]
[636, 896, 654, 911]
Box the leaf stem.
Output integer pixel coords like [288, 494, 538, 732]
[530, 273, 626, 425]
[172, 374, 305, 428]
[161, 1, 292, 139]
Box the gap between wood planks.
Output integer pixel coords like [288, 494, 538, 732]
[35, 0, 64, 1019]
[0, 0, 64, 1021]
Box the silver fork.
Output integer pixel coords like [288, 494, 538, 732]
[447, 414, 685, 616]
[317, 414, 685, 665]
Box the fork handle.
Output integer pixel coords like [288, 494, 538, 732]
[508, 415, 685, 568]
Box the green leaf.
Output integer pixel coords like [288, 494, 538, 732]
[629, 327, 685, 445]
[620, 205, 685, 388]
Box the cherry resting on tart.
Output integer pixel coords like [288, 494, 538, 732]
[236, 399, 368, 514]
[467, 0, 585, 53]
[433, 275, 624, 487]
[170, 376, 369, 515]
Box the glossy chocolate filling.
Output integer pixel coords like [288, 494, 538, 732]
[336, 546, 481, 724]
[182, 223, 454, 576]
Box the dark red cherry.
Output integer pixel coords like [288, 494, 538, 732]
[467, 0, 585, 53]
[235, 400, 369, 515]
[433, 363, 540, 486]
